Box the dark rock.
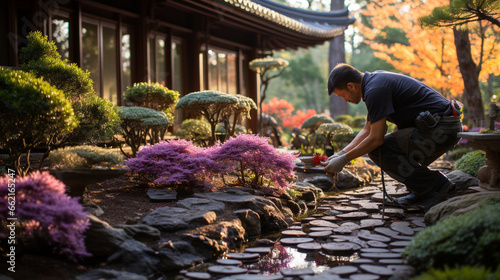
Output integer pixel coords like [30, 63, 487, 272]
[446, 170, 479, 192]
[107, 239, 160, 275]
[176, 197, 226, 214]
[158, 241, 204, 271]
[84, 214, 128, 259]
[194, 219, 246, 248]
[301, 174, 334, 191]
[266, 196, 283, 210]
[234, 209, 261, 239]
[118, 224, 161, 242]
[75, 269, 148, 280]
[146, 188, 177, 202]
[141, 207, 217, 232]
[286, 200, 301, 215]
[300, 190, 317, 203]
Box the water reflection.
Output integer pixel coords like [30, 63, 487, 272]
[244, 242, 359, 275]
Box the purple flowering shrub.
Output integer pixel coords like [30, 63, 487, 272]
[212, 134, 297, 194]
[0, 171, 90, 261]
[126, 139, 221, 192]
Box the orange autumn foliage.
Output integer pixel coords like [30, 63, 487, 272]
[262, 97, 317, 129]
[359, 0, 500, 99]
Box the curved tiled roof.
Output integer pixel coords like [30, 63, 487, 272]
[218, 0, 355, 39]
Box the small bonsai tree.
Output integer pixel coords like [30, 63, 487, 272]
[125, 139, 220, 193]
[175, 119, 212, 147]
[175, 90, 239, 145]
[350, 115, 367, 128]
[317, 122, 353, 153]
[249, 57, 288, 135]
[48, 145, 124, 169]
[0, 68, 77, 176]
[20, 31, 120, 151]
[221, 94, 257, 141]
[211, 134, 297, 194]
[0, 171, 90, 261]
[334, 114, 354, 125]
[301, 114, 335, 153]
[118, 106, 171, 157]
[124, 82, 180, 121]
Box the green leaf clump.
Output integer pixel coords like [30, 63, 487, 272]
[403, 199, 500, 272]
[412, 265, 500, 280]
[454, 150, 487, 177]
[49, 145, 124, 169]
[124, 82, 179, 121]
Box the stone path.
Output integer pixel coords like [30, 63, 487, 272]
[178, 175, 427, 280]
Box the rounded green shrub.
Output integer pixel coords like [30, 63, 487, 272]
[334, 114, 353, 125]
[0, 67, 77, 175]
[124, 82, 179, 121]
[403, 199, 500, 272]
[49, 145, 124, 169]
[412, 265, 500, 280]
[350, 115, 367, 128]
[18, 31, 60, 64]
[175, 119, 211, 146]
[454, 150, 487, 177]
[301, 115, 334, 131]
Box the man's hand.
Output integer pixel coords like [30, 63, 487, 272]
[323, 154, 349, 174]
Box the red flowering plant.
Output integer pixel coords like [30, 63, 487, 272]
[0, 171, 90, 261]
[126, 139, 222, 193]
[211, 134, 298, 195]
[312, 153, 327, 166]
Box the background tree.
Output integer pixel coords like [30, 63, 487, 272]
[419, 0, 500, 28]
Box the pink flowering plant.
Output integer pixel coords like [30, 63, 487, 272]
[126, 139, 221, 192]
[0, 172, 90, 261]
[212, 134, 297, 194]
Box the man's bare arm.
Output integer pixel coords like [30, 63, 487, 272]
[345, 117, 386, 161]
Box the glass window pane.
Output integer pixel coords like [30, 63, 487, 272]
[82, 22, 100, 95]
[173, 42, 184, 94]
[219, 53, 227, 93]
[157, 38, 166, 86]
[52, 17, 70, 60]
[149, 37, 155, 82]
[209, 49, 218, 91]
[102, 26, 117, 104]
[228, 53, 236, 94]
[122, 32, 132, 93]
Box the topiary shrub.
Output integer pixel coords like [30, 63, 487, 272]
[0, 171, 90, 261]
[334, 114, 353, 125]
[125, 139, 220, 193]
[175, 90, 239, 145]
[48, 145, 124, 169]
[124, 82, 179, 121]
[350, 115, 367, 128]
[175, 119, 212, 147]
[301, 115, 335, 153]
[221, 94, 257, 141]
[118, 106, 171, 157]
[211, 134, 298, 194]
[317, 122, 353, 152]
[0, 67, 77, 176]
[454, 150, 487, 177]
[20, 31, 120, 147]
[402, 199, 500, 272]
[412, 265, 500, 280]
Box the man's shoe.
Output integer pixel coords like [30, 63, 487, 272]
[396, 193, 424, 206]
[420, 178, 455, 212]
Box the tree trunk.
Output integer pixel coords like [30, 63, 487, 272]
[329, 0, 348, 118]
[453, 27, 485, 127]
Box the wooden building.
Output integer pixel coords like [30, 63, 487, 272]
[0, 0, 354, 131]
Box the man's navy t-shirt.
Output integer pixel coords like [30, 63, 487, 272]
[362, 71, 451, 129]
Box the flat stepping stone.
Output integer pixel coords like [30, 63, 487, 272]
[301, 217, 316, 222]
[390, 222, 414, 235]
[281, 230, 307, 237]
[223, 275, 285, 280]
[373, 227, 400, 237]
[370, 214, 391, 220]
[322, 243, 355, 254]
[309, 227, 334, 232]
[410, 217, 426, 227]
[351, 258, 374, 264]
[337, 212, 369, 219]
[349, 274, 380, 280]
[297, 242, 322, 251]
[339, 222, 361, 230]
[227, 252, 260, 260]
[147, 188, 177, 202]
[360, 248, 390, 253]
[309, 220, 339, 228]
[208, 265, 248, 275]
[359, 265, 394, 276]
[379, 208, 405, 215]
[328, 265, 358, 275]
[333, 206, 359, 212]
[366, 241, 388, 248]
[280, 268, 315, 276]
[379, 259, 405, 264]
[359, 203, 380, 212]
[390, 240, 411, 247]
[287, 226, 303, 230]
[360, 219, 385, 228]
[280, 237, 314, 245]
[330, 235, 367, 248]
[185, 272, 211, 280]
[358, 232, 391, 243]
[360, 252, 401, 259]
[321, 216, 338, 221]
[309, 231, 332, 238]
[217, 259, 243, 266]
[333, 227, 356, 234]
[391, 248, 406, 253]
[317, 206, 332, 211]
[244, 247, 272, 254]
